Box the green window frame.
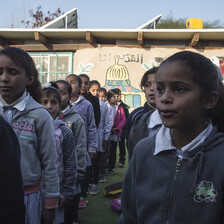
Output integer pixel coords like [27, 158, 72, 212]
[29, 52, 73, 83]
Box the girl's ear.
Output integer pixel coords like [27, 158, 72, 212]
[27, 75, 35, 86]
[57, 104, 61, 116]
[204, 91, 219, 110]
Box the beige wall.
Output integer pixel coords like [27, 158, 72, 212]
[72, 46, 224, 107]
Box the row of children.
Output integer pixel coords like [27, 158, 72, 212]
[0, 47, 129, 224]
[3, 46, 224, 224]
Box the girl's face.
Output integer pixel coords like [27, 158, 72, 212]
[99, 91, 106, 101]
[117, 92, 122, 102]
[109, 94, 119, 105]
[0, 55, 33, 104]
[80, 76, 89, 95]
[156, 60, 210, 135]
[89, 84, 100, 97]
[65, 76, 81, 97]
[41, 93, 60, 119]
[56, 82, 70, 111]
[143, 73, 156, 107]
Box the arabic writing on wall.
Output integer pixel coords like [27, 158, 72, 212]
[99, 53, 143, 64]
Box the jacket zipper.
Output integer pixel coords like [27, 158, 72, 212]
[164, 157, 182, 224]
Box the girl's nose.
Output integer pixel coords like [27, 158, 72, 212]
[150, 82, 156, 90]
[160, 90, 172, 104]
[46, 103, 52, 110]
[1, 71, 9, 82]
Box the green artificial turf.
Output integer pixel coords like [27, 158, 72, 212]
[78, 155, 128, 224]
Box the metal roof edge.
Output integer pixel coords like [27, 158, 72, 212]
[1, 28, 224, 32]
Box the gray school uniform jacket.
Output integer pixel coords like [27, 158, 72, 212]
[128, 110, 154, 160]
[54, 118, 77, 199]
[60, 104, 87, 177]
[72, 95, 97, 153]
[0, 97, 59, 199]
[119, 127, 224, 224]
[97, 99, 113, 152]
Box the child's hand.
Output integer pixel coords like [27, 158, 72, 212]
[41, 208, 55, 224]
[111, 128, 119, 134]
[102, 140, 109, 150]
[89, 152, 97, 160]
[76, 174, 85, 184]
[59, 197, 70, 208]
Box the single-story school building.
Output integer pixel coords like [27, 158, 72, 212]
[0, 9, 224, 108]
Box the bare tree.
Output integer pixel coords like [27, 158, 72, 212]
[21, 5, 64, 28]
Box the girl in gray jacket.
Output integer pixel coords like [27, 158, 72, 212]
[42, 84, 77, 224]
[0, 47, 59, 224]
[120, 51, 224, 224]
[56, 80, 87, 224]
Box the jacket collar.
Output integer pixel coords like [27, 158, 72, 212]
[154, 119, 213, 156]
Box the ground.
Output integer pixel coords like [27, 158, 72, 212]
[78, 156, 128, 224]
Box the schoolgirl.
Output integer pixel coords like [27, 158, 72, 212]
[41, 83, 77, 224]
[0, 47, 59, 224]
[115, 88, 130, 167]
[127, 67, 162, 161]
[99, 87, 107, 102]
[89, 80, 113, 183]
[55, 80, 86, 224]
[126, 67, 158, 154]
[119, 51, 224, 224]
[106, 89, 126, 176]
[65, 74, 97, 206]
[79, 74, 101, 127]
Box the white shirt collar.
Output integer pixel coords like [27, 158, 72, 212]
[72, 95, 84, 105]
[148, 110, 162, 129]
[154, 119, 213, 156]
[0, 90, 30, 111]
[61, 105, 70, 113]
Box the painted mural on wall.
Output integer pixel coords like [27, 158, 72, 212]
[74, 51, 155, 108]
[75, 63, 93, 75]
[104, 55, 145, 107]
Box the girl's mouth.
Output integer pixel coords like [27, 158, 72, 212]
[0, 86, 11, 91]
[160, 109, 176, 117]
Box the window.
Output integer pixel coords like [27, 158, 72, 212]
[29, 52, 73, 83]
[124, 94, 141, 108]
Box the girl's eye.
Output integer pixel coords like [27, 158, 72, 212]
[8, 68, 19, 75]
[51, 101, 58, 105]
[174, 86, 185, 94]
[144, 83, 151, 88]
[157, 86, 164, 94]
[41, 100, 47, 105]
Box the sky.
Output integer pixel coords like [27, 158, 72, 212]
[1, 0, 224, 29]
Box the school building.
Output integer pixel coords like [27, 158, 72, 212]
[0, 8, 224, 108]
